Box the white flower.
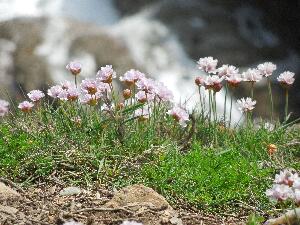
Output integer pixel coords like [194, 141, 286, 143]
[237, 97, 256, 113]
[274, 169, 298, 186]
[27, 90, 45, 102]
[217, 64, 239, 78]
[120, 220, 143, 225]
[266, 184, 294, 202]
[277, 71, 295, 86]
[197, 57, 218, 73]
[242, 68, 262, 82]
[257, 62, 276, 77]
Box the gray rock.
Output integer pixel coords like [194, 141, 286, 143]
[59, 187, 81, 196]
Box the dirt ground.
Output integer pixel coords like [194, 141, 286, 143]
[0, 179, 246, 225]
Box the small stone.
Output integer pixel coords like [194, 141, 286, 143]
[59, 187, 81, 196]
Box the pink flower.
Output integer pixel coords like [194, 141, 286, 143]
[80, 93, 101, 106]
[67, 87, 80, 101]
[277, 71, 295, 87]
[217, 65, 239, 78]
[226, 73, 243, 88]
[204, 75, 223, 92]
[266, 184, 293, 202]
[167, 106, 189, 127]
[135, 91, 148, 103]
[18, 101, 34, 112]
[197, 57, 218, 73]
[274, 169, 298, 187]
[195, 77, 205, 86]
[96, 65, 116, 83]
[153, 82, 174, 102]
[81, 79, 98, 95]
[48, 85, 63, 98]
[242, 68, 262, 82]
[120, 69, 145, 86]
[237, 97, 256, 113]
[28, 90, 45, 102]
[66, 61, 82, 75]
[0, 99, 9, 117]
[57, 89, 69, 101]
[136, 77, 156, 93]
[257, 62, 276, 77]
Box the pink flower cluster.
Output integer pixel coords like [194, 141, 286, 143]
[195, 57, 295, 91]
[0, 99, 9, 117]
[236, 97, 256, 113]
[266, 169, 300, 205]
[18, 89, 45, 112]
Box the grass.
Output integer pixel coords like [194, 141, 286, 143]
[0, 62, 299, 222]
[0, 98, 299, 216]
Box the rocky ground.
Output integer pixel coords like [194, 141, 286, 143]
[0, 179, 245, 225]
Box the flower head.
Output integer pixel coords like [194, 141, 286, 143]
[204, 75, 223, 92]
[274, 169, 298, 187]
[197, 57, 218, 73]
[136, 77, 156, 93]
[18, 101, 34, 112]
[267, 144, 277, 155]
[237, 97, 256, 113]
[226, 73, 243, 88]
[80, 93, 101, 106]
[66, 61, 82, 75]
[153, 82, 174, 102]
[167, 106, 189, 127]
[242, 68, 262, 82]
[277, 71, 295, 87]
[123, 89, 131, 99]
[120, 69, 145, 86]
[217, 65, 239, 78]
[48, 85, 63, 98]
[0, 99, 9, 117]
[135, 91, 148, 103]
[81, 79, 98, 95]
[28, 90, 45, 102]
[96, 65, 116, 83]
[266, 184, 293, 202]
[195, 77, 205, 86]
[257, 62, 276, 77]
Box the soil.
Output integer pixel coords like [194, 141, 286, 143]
[0, 180, 245, 225]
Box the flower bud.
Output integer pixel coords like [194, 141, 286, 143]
[123, 89, 131, 99]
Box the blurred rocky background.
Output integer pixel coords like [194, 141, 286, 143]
[0, 0, 299, 120]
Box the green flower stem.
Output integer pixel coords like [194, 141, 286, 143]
[267, 77, 274, 121]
